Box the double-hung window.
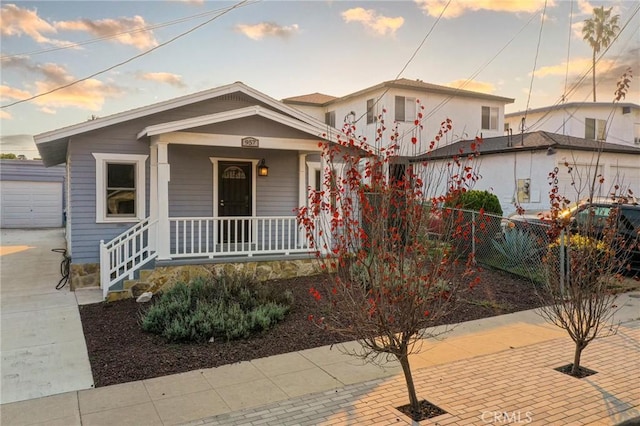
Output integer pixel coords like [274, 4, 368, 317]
[93, 153, 147, 222]
[366, 98, 375, 124]
[395, 96, 417, 122]
[585, 118, 606, 140]
[481, 106, 498, 130]
[325, 111, 336, 127]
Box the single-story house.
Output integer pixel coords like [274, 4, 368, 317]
[34, 82, 339, 299]
[410, 131, 640, 217]
[0, 159, 66, 228]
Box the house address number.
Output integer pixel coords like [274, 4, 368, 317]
[241, 137, 259, 148]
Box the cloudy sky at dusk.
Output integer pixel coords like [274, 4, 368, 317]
[1, 0, 638, 158]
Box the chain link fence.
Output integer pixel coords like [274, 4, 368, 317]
[447, 209, 551, 284]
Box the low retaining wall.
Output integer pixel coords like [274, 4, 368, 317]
[143, 259, 323, 293]
[69, 258, 326, 296]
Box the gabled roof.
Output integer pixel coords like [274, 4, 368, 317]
[137, 105, 336, 141]
[505, 102, 640, 117]
[328, 78, 515, 105]
[282, 93, 338, 106]
[411, 131, 640, 162]
[34, 81, 332, 166]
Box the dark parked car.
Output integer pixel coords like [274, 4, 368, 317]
[510, 197, 640, 275]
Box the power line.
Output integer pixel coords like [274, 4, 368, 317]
[422, 9, 541, 124]
[523, 3, 640, 134]
[522, 0, 548, 129]
[1, 0, 255, 110]
[563, 0, 574, 105]
[0, 5, 255, 60]
[352, 0, 452, 127]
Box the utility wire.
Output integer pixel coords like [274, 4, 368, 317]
[563, 0, 574, 104]
[423, 9, 541, 124]
[523, 3, 640, 133]
[352, 0, 452, 126]
[522, 0, 548, 131]
[1, 0, 254, 109]
[396, 6, 543, 154]
[0, 4, 257, 60]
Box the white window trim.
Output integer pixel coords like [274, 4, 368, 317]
[481, 106, 499, 131]
[93, 153, 148, 223]
[395, 96, 417, 122]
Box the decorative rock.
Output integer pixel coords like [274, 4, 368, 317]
[136, 292, 153, 303]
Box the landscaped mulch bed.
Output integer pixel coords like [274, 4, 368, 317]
[79, 268, 543, 388]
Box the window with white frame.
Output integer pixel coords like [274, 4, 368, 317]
[325, 111, 336, 127]
[395, 96, 417, 122]
[366, 98, 375, 124]
[481, 106, 498, 130]
[93, 153, 147, 222]
[585, 118, 606, 140]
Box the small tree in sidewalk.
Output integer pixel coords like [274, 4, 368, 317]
[297, 104, 484, 420]
[537, 71, 637, 377]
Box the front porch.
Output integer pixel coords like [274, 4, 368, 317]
[93, 100, 340, 298]
[99, 215, 325, 299]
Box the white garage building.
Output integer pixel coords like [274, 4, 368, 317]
[0, 159, 65, 228]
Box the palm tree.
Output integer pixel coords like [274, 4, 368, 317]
[582, 6, 620, 102]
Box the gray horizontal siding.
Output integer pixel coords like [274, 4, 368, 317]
[169, 145, 299, 218]
[0, 159, 65, 182]
[188, 116, 318, 139]
[66, 91, 309, 265]
[67, 134, 150, 264]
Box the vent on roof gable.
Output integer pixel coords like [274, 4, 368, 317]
[217, 93, 252, 103]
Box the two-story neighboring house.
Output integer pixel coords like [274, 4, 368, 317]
[283, 78, 514, 157]
[505, 102, 640, 147]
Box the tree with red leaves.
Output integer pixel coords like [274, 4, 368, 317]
[297, 102, 484, 420]
[537, 70, 637, 377]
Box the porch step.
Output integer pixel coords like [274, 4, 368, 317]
[105, 290, 131, 302]
[107, 282, 152, 302]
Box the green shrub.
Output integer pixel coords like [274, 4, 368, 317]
[445, 190, 503, 215]
[140, 273, 293, 343]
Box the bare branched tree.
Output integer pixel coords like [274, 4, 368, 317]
[537, 71, 637, 376]
[297, 103, 484, 419]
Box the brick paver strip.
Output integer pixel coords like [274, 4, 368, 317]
[185, 323, 639, 426]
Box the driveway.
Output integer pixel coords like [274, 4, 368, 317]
[0, 228, 94, 404]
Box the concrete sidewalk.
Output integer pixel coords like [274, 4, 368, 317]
[1, 292, 638, 426]
[0, 229, 94, 404]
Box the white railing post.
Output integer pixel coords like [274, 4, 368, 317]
[100, 239, 109, 299]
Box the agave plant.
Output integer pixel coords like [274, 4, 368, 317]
[492, 228, 543, 267]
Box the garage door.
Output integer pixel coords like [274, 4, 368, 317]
[611, 166, 640, 195]
[555, 163, 604, 200]
[0, 181, 63, 228]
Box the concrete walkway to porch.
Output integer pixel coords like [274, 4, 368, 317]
[1, 292, 638, 426]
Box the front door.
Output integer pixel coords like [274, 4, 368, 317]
[218, 161, 252, 243]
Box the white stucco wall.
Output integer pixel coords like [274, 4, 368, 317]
[505, 104, 640, 146]
[297, 87, 511, 157]
[415, 149, 640, 217]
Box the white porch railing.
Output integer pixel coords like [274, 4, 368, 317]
[169, 216, 317, 258]
[100, 218, 158, 298]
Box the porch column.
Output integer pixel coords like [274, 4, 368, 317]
[149, 144, 158, 251]
[298, 153, 307, 248]
[157, 142, 171, 260]
[319, 153, 330, 255]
